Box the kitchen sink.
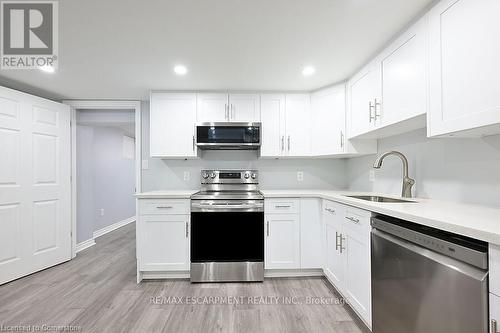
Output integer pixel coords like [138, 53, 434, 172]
[344, 195, 416, 203]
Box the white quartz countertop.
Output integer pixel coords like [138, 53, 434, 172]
[135, 190, 197, 199]
[261, 190, 500, 245]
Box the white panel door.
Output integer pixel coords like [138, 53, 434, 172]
[0, 86, 71, 285]
[284, 94, 311, 157]
[260, 94, 285, 157]
[323, 201, 345, 292]
[428, 0, 500, 136]
[229, 94, 260, 122]
[348, 63, 381, 138]
[265, 214, 300, 269]
[311, 85, 346, 155]
[150, 93, 197, 158]
[380, 18, 428, 126]
[196, 93, 229, 122]
[139, 215, 189, 271]
[300, 198, 322, 269]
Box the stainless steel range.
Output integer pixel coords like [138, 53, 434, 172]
[190, 170, 264, 282]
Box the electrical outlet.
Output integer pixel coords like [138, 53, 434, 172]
[183, 171, 190, 181]
[100, 209, 105, 217]
[369, 170, 375, 182]
[297, 171, 304, 182]
[142, 160, 149, 170]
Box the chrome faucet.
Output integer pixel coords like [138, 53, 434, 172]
[373, 151, 415, 198]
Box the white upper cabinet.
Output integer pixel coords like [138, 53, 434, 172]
[285, 94, 311, 157]
[150, 92, 198, 158]
[378, 17, 428, 128]
[196, 93, 229, 122]
[228, 94, 261, 122]
[428, 0, 500, 137]
[260, 94, 286, 157]
[311, 85, 346, 156]
[348, 62, 382, 138]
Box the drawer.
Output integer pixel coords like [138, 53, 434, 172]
[343, 206, 372, 232]
[265, 198, 300, 214]
[490, 244, 500, 297]
[139, 199, 190, 215]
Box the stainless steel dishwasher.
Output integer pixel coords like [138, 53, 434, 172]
[371, 215, 489, 333]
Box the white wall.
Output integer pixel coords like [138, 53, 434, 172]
[76, 125, 136, 243]
[347, 128, 500, 208]
[140, 102, 348, 191]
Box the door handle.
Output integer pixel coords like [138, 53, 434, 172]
[340, 234, 346, 254]
[281, 136, 284, 152]
[492, 320, 499, 333]
[340, 131, 344, 148]
[369, 101, 375, 123]
[374, 98, 381, 119]
[335, 232, 341, 251]
[192, 135, 195, 151]
[287, 136, 291, 151]
[231, 104, 235, 120]
[266, 221, 270, 237]
[225, 104, 229, 120]
[346, 216, 360, 224]
[185, 222, 189, 238]
[156, 206, 173, 209]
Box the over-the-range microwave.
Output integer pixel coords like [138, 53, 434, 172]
[195, 122, 261, 150]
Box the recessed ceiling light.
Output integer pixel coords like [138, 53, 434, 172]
[174, 65, 187, 75]
[39, 65, 55, 73]
[302, 66, 316, 76]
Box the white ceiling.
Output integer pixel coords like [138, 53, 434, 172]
[0, 0, 435, 101]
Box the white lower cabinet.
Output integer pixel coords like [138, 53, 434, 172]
[137, 199, 190, 272]
[300, 198, 323, 269]
[322, 200, 372, 328]
[490, 244, 500, 297]
[491, 293, 500, 333]
[265, 213, 300, 269]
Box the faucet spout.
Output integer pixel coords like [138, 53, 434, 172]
[372, 151, 415, 198]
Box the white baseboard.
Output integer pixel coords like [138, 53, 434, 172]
[141, 271, 190, 280]
[264, 268, 324, 278]
[76, 238, 96, 253]
[93, 216, 135, 239]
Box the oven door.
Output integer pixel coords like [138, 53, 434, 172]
[195, 122, 261, 150]
[190, 200, 264, 282]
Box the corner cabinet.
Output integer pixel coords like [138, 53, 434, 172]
[428, 0, 500, 137]
[136, 199, 190, 274]
[149, 92, 198, 158]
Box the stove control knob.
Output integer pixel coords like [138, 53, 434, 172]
[202, 172, 209, 179]
[251, 173, 257, 179]
[210, 173, 216, 179]
[244, 173, 250, 179]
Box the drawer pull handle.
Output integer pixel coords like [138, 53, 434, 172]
[275, 205, 291, 208]
[325, 208, 335, 213]
[346, 216, 360, 224]
[156, 206, 173, 209]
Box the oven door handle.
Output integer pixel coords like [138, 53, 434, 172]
[191, 203, 264, 212]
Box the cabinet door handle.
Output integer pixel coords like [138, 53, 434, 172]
[325, 208, 335, 214]
[374, 98, 381, 119]
[335, 232, 341, 251]
[266, 221, 270, 237]
[185, 222, 189, 238]
[225, 104, 229, 120]
[156, 206, 173, 209]
[275, 205, 291, 209]
[287, 135, 291, 151]
[369, 101, 375, 123]
[340, 235, 346, 253]
[281, 136, 284, 152]
[192, 135, 195, 152]
[340, 131, 344, 149]
[231, 104, 235, 120]
[346, 216, 360, 224]
[492, 320, 499, 333]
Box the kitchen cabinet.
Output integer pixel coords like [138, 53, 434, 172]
[197, 93, 260, 122]
[428, 0, 500, 137]
[284, 94, 311, 157]
[491, 293, 500, 333]
[265, 198, 301, 269]
[137, 199, 190, 272]
[196, 93, 229, 122]
[228, 94, 260, 122]
[322, 200, 372, 327]
[491, 244, 500, 297]
[311, 85, 346, 156]
[260, 94, 286, 157]
[150, 92, 198, 158]
[300, 198, 322, 269]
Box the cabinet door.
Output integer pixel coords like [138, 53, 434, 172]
[490, 244, 500, 297]
[323, 201, 345, 292]
[311, 85, 346, 155]
[343, 222, 372, 326]
[150, 93, 197, 158]
[139, 215, 189, 271]
[300, 198, 322, 269]
[229, 94, 260, 122]
[285, 94, 311, 157]
[380, 18, 428, 127]
[260, 94, 285, 157]
[348, 63, 381, 138]
[196, 93, 229, 122]
[428, 0, 500, 137]
[265, 214, 300, 269]
[491, 293, 500, 333]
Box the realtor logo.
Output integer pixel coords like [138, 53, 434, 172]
[1, 1, 58, 69]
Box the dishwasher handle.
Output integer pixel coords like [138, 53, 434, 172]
[371, 228, 489, 282]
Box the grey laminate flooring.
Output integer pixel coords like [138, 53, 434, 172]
[0, 223, 369, 333]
